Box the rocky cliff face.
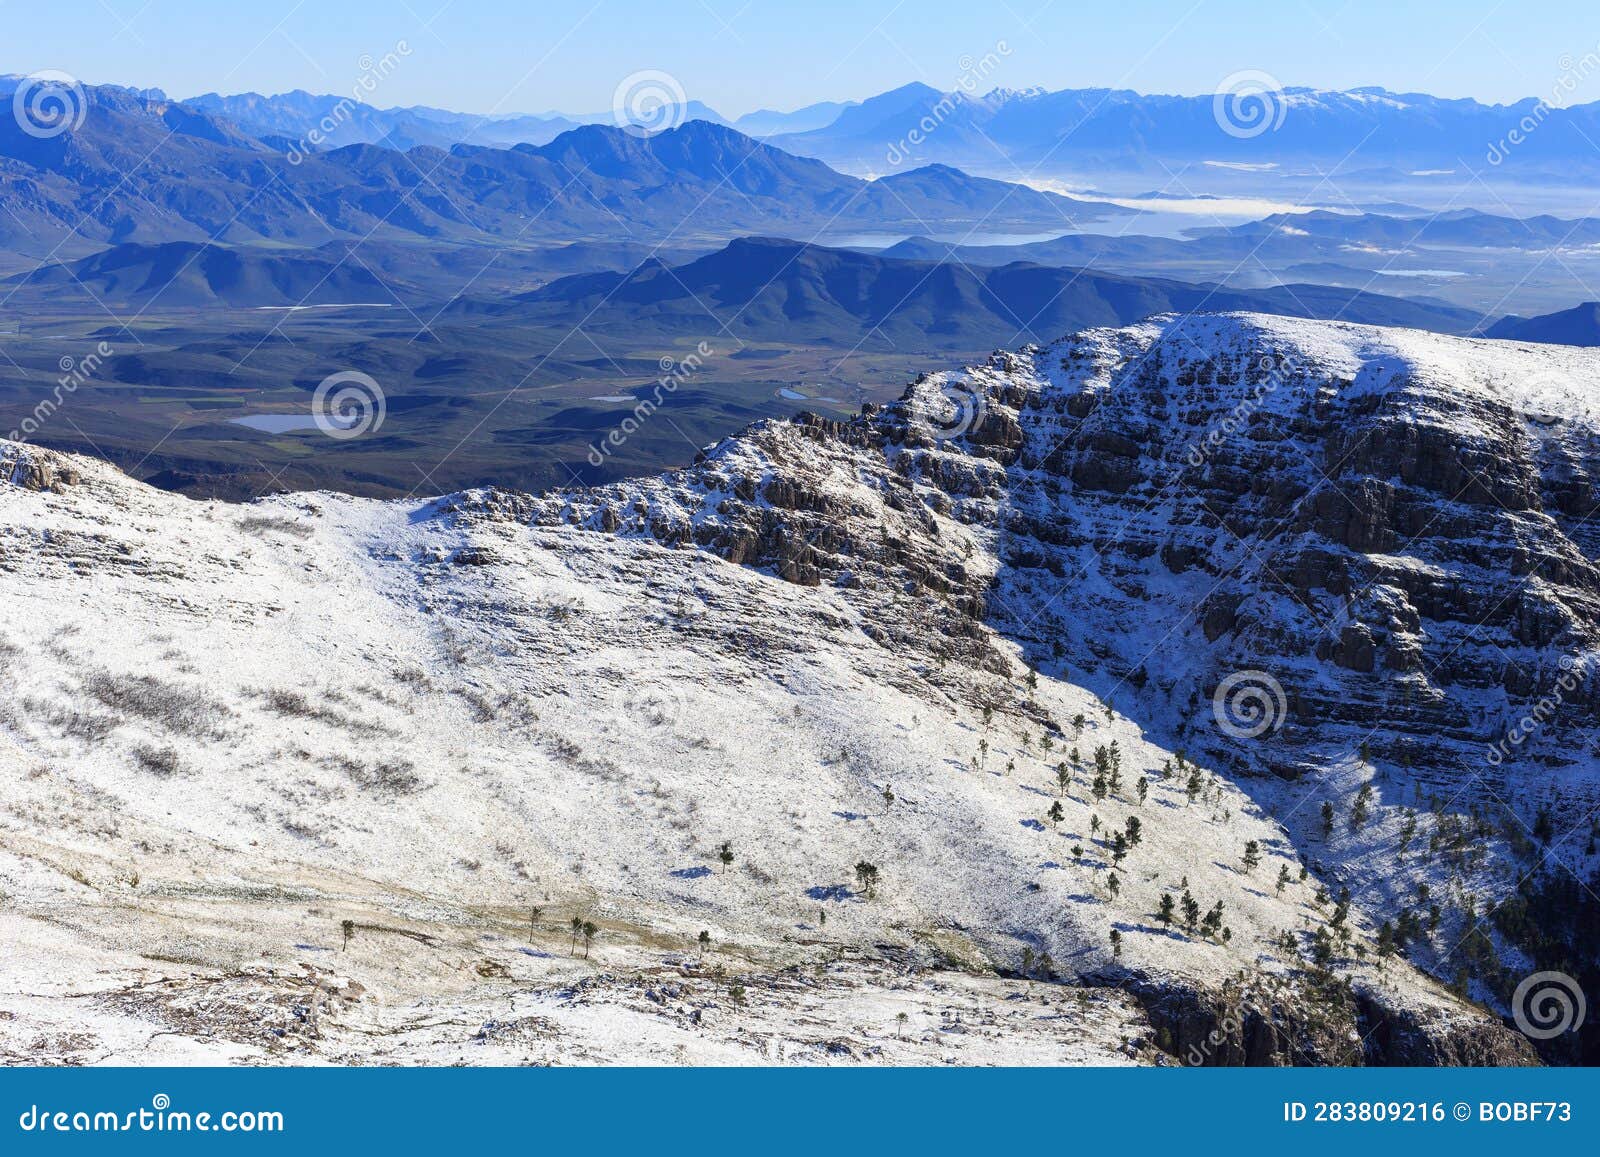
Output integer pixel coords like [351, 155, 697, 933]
[521, 314, 1600, 798]
[1, 442, 80, 492]
[508, 312, 1600, 1039]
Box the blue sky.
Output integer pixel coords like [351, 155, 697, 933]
[3, 0, 1594, 116]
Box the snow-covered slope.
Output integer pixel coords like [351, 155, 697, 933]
[3, 315, 1578, 1066]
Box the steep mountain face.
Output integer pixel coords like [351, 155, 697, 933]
[1, 317, 1566, 1066]
[514, 313, 1600, 1050]
[528, 314, 1600, 796]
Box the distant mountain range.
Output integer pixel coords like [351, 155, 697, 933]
[877, 207, 1600, 269]
[6, 240, 391, 307]
[766, 81, 1600, 177]
[1190, 209, 1600, 249]
[4, 237, 712, 309]
[484, 236, 1484, 348]
[1483, 301, 1600, 345]
[185, 89, 586, 150]
[0, 84, 1122, 256]
[181, 89, 854, 152]
[23, 75, 1600, 185]
[8, 75, 1600, 331]
[0, 232, 1491, 341]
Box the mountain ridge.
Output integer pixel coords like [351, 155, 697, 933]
[501, 236, 1484, 346]
[0, 87, 1122, 254]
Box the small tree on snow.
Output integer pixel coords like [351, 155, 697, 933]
[719, 841, 735, 872]
[1181, 891, 1201, 933]
[1350, 783, 1374, 831]
[854, 861, 879, 899]
[1047, 800, 1064, 829]
[1242, 840, 1262, 873]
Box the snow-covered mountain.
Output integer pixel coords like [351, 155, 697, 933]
[769, 82, 1600, 181]
[6, 314, 1594, 1065]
